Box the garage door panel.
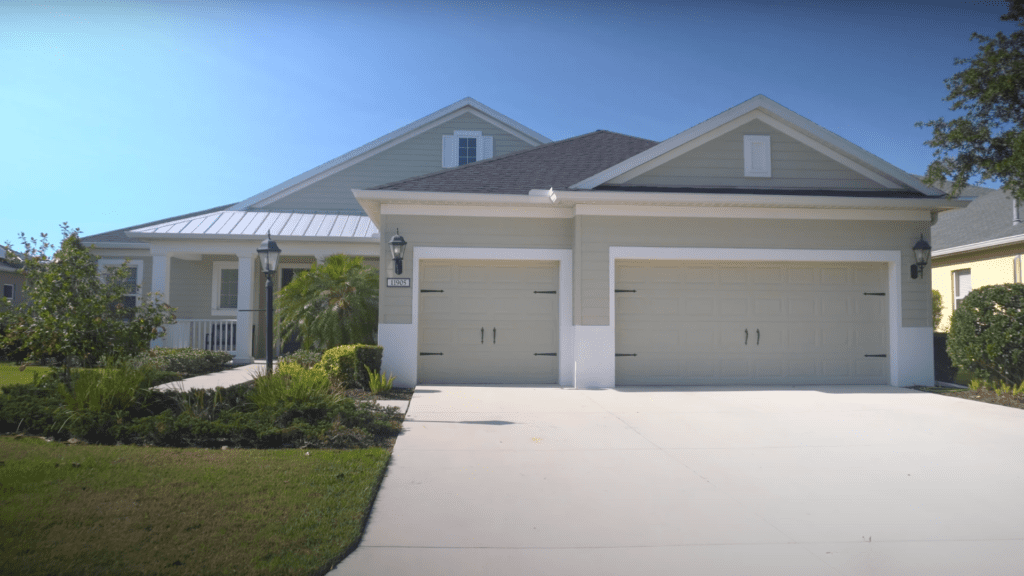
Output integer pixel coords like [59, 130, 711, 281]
[419, 260, 559, 385]
[616, 260, 889, 386]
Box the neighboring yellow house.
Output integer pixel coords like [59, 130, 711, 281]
[931, 182, 1024, 332]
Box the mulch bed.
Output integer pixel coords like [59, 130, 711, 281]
[914, 385, 1024, 410]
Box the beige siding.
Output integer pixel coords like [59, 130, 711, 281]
[615, 119, 886, 190]
[169, 258, 214, 318]
[263, 113, 537, 212]
[0, 270, 27, 306]
[576, 216, 932, 328]
[931, 244, 1024, 332]
[379, 214, 573, 324]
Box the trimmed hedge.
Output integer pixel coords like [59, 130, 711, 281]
[134, 348, 233, 377]
[948, 283, 1024, 387]
[315, 344, 383, 389]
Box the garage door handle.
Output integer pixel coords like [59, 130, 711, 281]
[493, 327, 497, 344]
[534, 353, 557, 356]
[420, 352, 443, 356]
[616, 353, 637, 357]
[745, 329, 748, 345]
[481, 327, 485, 344]
[756, 329, 760, 345]
[865, 354, 887, 357]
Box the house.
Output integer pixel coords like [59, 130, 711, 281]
[0, 252, 25, 306]
[81, 98, 551, 362]
[930, 182, 1024, 331]
[86, 95, 965, 388]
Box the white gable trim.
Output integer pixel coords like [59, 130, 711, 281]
[234, 99, 550, 210]
[574, 95, 940, 196]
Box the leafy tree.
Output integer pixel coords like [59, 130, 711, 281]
[276, 254, 378, 350]
[0, 224, 175, 379]
[918, 0, 1024, 198]
[947, 283, 1024, 387]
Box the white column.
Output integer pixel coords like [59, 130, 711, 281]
[151, 253, 171, 348]
[235, 254, 255, 364]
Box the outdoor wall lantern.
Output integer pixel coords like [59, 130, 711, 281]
[389, 229, 407, 275]
[910, 234, 931, 280]
[257, 232, 282, 374]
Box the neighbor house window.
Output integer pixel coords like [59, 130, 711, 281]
[3, 284, 13, 303]
[212, 262, 239, 316]
[442, 130, 493, 168]
[953, 269, 971, 310]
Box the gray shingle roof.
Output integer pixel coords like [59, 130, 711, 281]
[930, 182, 1024, 250]
[80, 203, 237, 245]
[372, 130, 660, 194]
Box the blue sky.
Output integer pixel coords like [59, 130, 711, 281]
[0, 0, 1017, 249]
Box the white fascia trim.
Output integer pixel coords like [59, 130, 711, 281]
[86, 242, 151, 250]
[575, 204, 931, 221]
[126, 232, 378, 243]
[381, 204, 573, 219]
[932, 233, 1024, 258]
[234, 98, 550, 210]
[608, 247, 902, 387]
[557, 190, 967, 211]
[411, 247, 574, 387]
[144, 240, 380, 258]
[573, 95, 942, 196]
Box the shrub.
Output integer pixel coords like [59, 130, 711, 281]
[316, 344, 383, 390]
[60, 360, 156, 414]
[932, 289, 944, 330]
[0, 375, 63, 435]
[135, 348, 233, 377]
[279, 349, 324, 369]
[948, 283, 1024, 387]
[248, 365, 333, 409]
[366, 366, 395, 394]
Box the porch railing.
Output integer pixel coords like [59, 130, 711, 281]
[164, 319, 239, 355]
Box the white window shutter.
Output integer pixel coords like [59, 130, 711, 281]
[480, 135, 493, 160]
[442, 134, 457, 168]
[744, 135, 771, 177]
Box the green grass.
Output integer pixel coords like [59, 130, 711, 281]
[0, 436, 390, 576]
[0, 363, 49, 390]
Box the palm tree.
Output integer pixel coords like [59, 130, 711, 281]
[276, 254, 378, 349]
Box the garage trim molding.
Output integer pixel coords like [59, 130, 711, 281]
[602, 247, 904, 387]
[393, 246, 574, 386]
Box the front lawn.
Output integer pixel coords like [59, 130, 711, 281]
[0, 436, 390, 576]
[0, 362, 49, 390]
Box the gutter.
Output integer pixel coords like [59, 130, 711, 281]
[932, 233, 1024, 258]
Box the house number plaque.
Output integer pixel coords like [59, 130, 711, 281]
[386, 278, 411, 288]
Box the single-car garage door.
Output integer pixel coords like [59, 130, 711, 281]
[418, 260, 559, 385]
[615, 260, 889, 386]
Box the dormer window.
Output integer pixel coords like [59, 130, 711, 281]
[443, 130, 493, 168]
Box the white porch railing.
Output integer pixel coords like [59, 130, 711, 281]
[164, 319, 239, 355]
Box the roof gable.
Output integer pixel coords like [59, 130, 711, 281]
[573, 95, 943, 197]
[232, 98, 551, 210]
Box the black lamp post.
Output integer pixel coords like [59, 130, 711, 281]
[389, 229, 407, 275]
[910, 234, 932, 280]
[257, 232, 281, 373]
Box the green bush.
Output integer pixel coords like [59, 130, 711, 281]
[316, 344, 383, 389]
[948, 283, 1024, 387]
[279, 349, 324, 369]
[932, 289, 944, 330]
[366, 366, 395, 394]
[134, 348, 233, 377]
[0, 375, 63, 435]
[248, 365, 333, 409]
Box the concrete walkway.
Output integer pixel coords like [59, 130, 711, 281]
[153, 362, 409, 413]
[329, 385, 1024, 576]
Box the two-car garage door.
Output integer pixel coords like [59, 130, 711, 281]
[615, 260, 890, 386]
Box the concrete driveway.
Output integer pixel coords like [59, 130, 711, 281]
[329, 385, 1024, 576]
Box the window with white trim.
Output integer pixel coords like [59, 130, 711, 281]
[953, 269, 971, 310]
[442, 130, 493, 168]
[3, 284, 13, 303]
[98, 259, 144, 317]
[744, 135, 771, 177]
[212, 262, 239, 316]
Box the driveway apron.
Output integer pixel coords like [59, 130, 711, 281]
[329, 385, 1024, 576]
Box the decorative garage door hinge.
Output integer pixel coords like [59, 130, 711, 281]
[615, 289, 636, 293]
[864, 354, 887, 357]
[420, 289, 443, 293]
[419, 352, 443, 356]
[863, 292, 886, 296]
[616, 353, 638, 357]
[533, 290, 556, 294]
[534, 352, 557, 356]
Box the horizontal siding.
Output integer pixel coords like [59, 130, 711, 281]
[264, 113, 536, 212]
[617, 119, 884, 190]
[576, 216, 931, 328]
[379, 214, 573, 325]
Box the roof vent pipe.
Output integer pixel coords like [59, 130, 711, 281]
[1015, 198, 1021, 226]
